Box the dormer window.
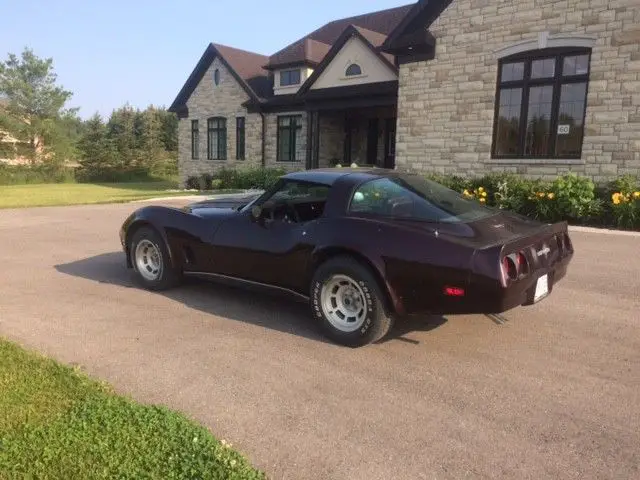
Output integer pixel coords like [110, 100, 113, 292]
[345, 63, 362, 76]
[214, 69, 220, 86]
[280, 69, 301, 86]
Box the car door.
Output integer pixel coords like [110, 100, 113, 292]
[210, 179, 327, 292]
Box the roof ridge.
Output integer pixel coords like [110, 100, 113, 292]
[320, 3, 414, 31]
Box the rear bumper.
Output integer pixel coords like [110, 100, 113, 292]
[402, 252, 573, 317]
[493, 254, 571, 313]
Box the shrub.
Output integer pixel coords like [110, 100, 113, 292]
[214, 167, 288, 190]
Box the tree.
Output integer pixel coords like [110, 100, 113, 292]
[0, 47, 77, 164]
[76, 113, 117, 177]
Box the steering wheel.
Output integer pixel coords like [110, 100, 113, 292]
[283, 200, 301, 223]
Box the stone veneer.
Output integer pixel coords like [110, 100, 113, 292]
[178, 57, 263, 185]
[395, 0, 640, 182]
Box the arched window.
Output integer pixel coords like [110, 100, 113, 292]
[213, 69, 220, 86]
[491, 48, 591, 159]
[345, 64, 362, 76]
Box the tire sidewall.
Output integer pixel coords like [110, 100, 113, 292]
[129, 227, 173, 290]
[311, 259, 388, 346]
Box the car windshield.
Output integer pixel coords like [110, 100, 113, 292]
[348, 174, 498, 223]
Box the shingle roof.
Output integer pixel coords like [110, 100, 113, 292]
[169, 3, 416, 111]
[212, 43, 272, 98]
[266, 4, 413, 69]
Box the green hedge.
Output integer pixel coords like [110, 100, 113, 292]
[0, 164, 76, 185]
[185, 167, 289, 191]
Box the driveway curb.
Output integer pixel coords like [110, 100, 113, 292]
[568, 225, 640, 237]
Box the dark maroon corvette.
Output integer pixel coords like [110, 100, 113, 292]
[120, 168, 574, 347]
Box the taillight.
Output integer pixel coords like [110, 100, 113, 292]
[501, 250, 529, 285]
[517, 252, 529, 275]
[502, 256, 518, 281]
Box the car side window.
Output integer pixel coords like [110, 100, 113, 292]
[349, 179, 410, 216]
[262, 180, 331, 223]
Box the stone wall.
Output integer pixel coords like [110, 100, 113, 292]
[396, 0, 640, 182]
[178, 57, 263, 185]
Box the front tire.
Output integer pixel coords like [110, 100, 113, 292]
[310, 256, 393, 347]
[129, 226, 181, 291]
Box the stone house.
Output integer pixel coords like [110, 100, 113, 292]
[169, 0, 640, 185]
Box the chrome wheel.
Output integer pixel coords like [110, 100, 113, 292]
[320, 274, 368, 332]
[134, 239, 163, 281]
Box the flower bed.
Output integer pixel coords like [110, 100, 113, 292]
[426, 172, 640, 231]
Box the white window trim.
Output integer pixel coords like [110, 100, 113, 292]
[493, 32, 597, 59]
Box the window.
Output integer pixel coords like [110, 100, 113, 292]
[207, 117, 226, 160]
[191, 120, 199, 159]
[214, 69, 220, 86]
[236, 117, 245, 160]
[348, 175, 497, 224]
[277, 115, 302, 162]
[280, 69, 301, 86]
[257, 180, 331, 223]
[345, 63, 362, 76]
[492, 48, 591, 159]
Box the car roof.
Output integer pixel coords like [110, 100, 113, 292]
[282, 167, 402, 186]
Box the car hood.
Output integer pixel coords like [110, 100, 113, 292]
[182, 191, 263, 219]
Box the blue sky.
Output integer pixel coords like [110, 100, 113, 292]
[1, 0, 409, 119]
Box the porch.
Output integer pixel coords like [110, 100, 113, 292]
[304, 83, 398, 170]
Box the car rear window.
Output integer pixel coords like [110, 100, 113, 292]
[348, 175, 497, 223]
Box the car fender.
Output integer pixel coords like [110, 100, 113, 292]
[121, 206, 187, 268]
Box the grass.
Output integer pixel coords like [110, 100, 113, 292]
[0, 182, 241, 209]
[0, 338, 265, 479]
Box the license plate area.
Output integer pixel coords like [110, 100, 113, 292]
[534, 274, 549, 302]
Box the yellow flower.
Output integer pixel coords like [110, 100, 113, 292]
[481, 191, 487, 198]
[612, 192, 622, 205]
[478, 187, 485, 193]
[463, 189, 471, 196]
[633, 191, 640, 199]
[537, 192, 545, 198]
[547, 193, 555, 200]
[479, 197, 486, 203]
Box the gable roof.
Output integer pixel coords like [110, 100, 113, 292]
[296, 24, 399, 97]
[169, 1, 457, 114]
[265, 4, 413, 70]
[168, 43, 269, 114]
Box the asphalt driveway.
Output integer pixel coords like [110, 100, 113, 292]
[1, 201, 639, 480]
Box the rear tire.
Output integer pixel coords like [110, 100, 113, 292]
[129, 226, 181, 291]
[310, 256, 393, 347]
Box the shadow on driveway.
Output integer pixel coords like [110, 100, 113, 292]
[55, 252, 448, 346]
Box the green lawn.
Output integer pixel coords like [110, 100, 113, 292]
[0, 181, 209, 209]
[0, 339, 265, 479]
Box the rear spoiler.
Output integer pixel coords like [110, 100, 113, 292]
[499, 221, 569, 256]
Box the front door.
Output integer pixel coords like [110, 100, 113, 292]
[211, 179, 329, 291]
[366, 118, 379, 166]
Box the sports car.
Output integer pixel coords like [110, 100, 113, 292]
[119, 168, 574, 347]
